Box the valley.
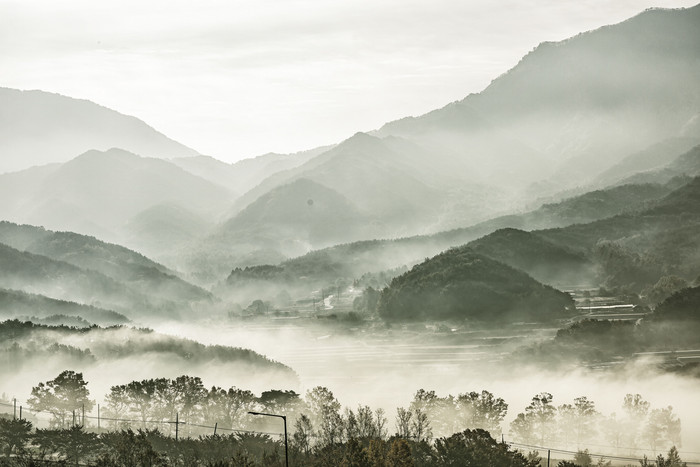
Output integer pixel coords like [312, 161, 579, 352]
[1, 3, 700, 465]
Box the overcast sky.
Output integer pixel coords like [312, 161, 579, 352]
[1, 0, 698, 162]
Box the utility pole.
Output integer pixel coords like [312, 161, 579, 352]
[547, 449, 550, 467]
[13, 399, 16, 420]
[82, 404, 85, 426]
[175, 412, 179, 440]
[248, 411, 288, 467]
[98, 404, 101, 433]
[214, 423, 218, 435]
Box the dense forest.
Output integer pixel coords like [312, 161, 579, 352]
[376, 248, 574, 323]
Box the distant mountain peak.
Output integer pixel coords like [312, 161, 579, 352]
[0, 87, 198, 173]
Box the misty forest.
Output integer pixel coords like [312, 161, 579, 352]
[2, 3, 700, 467]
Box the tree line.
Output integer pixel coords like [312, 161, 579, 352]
[0, 370, 687, 466]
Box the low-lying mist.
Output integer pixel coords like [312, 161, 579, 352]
[149, 318, 700, 459]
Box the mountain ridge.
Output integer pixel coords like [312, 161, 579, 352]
[0, 87, 198, 173]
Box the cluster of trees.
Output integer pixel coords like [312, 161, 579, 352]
[510, 393, 681, 454]
[0, 419, 546, 467]
[9, 371, 687, 465]
[522, 283, 700, 367]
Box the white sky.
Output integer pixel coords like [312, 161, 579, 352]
[1, 0, 698, 162]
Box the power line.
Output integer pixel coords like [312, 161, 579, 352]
[507, 440, 700, 465]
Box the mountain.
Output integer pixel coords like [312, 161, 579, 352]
[0, 222, 215, 317]
[229, 132, 514, 240]
[537, 177, 700, 290]
[231, 180, 675, 292]
[0, 221, 212, 305]
[375, 5, 700, 190]
[376, 248, 574, 323]
[0, 148, 234, 252]
[189, 179, 368, 282]
[0, 242, 149, 314]
[170, 146, 331, 197]
[219, 4, 700, 251]
[612, 144, 700, 186]
[593, 138, 700, 186]
[0, 288, 129, 326]
[465, 228, 595, 286]
[0, 87, 197, 174]
[123, 203, 215, 258]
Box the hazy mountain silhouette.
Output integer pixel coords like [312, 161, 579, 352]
[0, 87, 197, 174]
[0, 288, 129, 326]
[611, 144, 700, 186]
[187, 179, 368, 281]
[465, 228, 595, 286]
[0, 148, 233, 249]
[253, 180, 676, 287]
[594, 138, 700, 187]
[375, 5, 700, 191]
[171, 146, 332, 197]
[0, 221, 211, 304]
[0, 221, 214, 317]
[219, 4, 700, 244]
[230, 132, 502, 237]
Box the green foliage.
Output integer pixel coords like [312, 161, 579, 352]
[430, 429, 538, 466]
[467, 228, 593, 284]
[353, 287, 381, 313]
[652, 285, 700, 321]
[386, 438, 414, 467]
[0, 418, 32, 458]
[377, 248, 573, 323]
[642, 276, 689, 305]
[27, 370, 94, 428]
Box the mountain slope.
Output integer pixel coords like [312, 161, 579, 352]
[466, 228, 594, 286]
[0, 288, 129, 326]
[0, 148, 234, 250]
[377, 248, 574, 323]
[170, 146, 331, 197]
[194, 179, 367, 276]
[376, 5, 700, 189]
[230, 132, 501, 237]
[0, 87, 197, 174]
[0, 242, 148, 314]
[594, 138, 700, 186]
[537, 177, 700, 289]
[241, 180, 676, 289]
[613, 144, 700, 186]
[220, 4, 700, 252]
[0, 221, 212, 305]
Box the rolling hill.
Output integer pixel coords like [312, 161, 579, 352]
[377, 248, 574, 323]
